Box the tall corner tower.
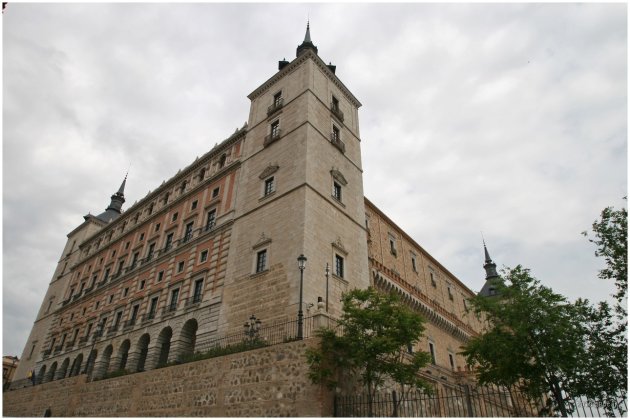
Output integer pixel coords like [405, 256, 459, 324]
[220, 24, 370, 329]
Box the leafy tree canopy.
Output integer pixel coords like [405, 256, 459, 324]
[462, 266, 626, 416]
[306, 287, 432, 400]
[583, 200, 627, 308]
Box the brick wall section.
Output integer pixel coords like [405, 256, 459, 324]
[3, 340, 331, 417]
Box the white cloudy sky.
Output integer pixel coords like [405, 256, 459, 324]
[3, 3, 627, 357]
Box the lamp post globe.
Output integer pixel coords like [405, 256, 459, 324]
[297, 254, 307, 339]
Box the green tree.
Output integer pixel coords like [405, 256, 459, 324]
[461, 266, 626, 416]
[583, 200, 627, 309]
[306, 287, 431, 416]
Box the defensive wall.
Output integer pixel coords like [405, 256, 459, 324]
[3, 339, 331, 417]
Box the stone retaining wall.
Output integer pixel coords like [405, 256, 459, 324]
[3, 339, 331, 417]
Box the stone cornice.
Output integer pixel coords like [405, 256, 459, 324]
[364, 197, 477, 298]
[78, 129, 246, 253]
[370, 259, 477, 341]
[247, 50, 361, 108]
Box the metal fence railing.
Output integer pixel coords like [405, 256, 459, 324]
[334, 386, 628, 418]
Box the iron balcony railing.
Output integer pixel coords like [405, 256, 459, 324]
[331, 102, 344, 122]
[330, 134, 346, 153]
[267, 98, 284, 116]
[264, 130, 282, 147]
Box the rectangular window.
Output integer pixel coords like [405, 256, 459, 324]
[109, 294, 114, 304]
[193, 279, 204, 303]
[332, 125, 340, 141]
[212, 187, 220, 198]
[335, 254, 344, 278]
[411, 254, 417, 272]
[139, 233, 144, 241]
[139, 280, 146, 290]
[155, 223, 160, 232]
[264, 177, 275, 196]
[131, 252, 139, 268]
[206, 209, 216, 230]
[191, 200, 198, 210]
[448, 285, 454, 300]
[147, 243, 155, 260]
[114, 311, 123, 329]
[103, 268, 110, 282]
[271, 120, 280, 138]
[200, 250, 209, 263]
[116, 260, 124, 275]
[172, 212, 178, 222]
[332, 95, 340, 112]
[164, 233, 174, 251]
[273, 91, 282, 107]
[429, 342, 436, 364]
[131, 304, 139, 321]
[125, 242, 130, 250]
[157, 270, 164, 282]
[449, 353, 455, 370]
[123, 287, 129, 297]
[184, 221, 194, 242]
[177, 261, 185, 273]
[148, 203, 154, 215]
[430, 272, 436, 287]
[256, 250, 267, 273]
[389, 236, 397, 256]
[95, 301, 100, 309]
[333, 182, 342, 201]
[169, 289, 180, 311]
[463, 299, 468, 311]
[148, 297, 159, 319]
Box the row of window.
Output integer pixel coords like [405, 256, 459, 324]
[371, 219, 471, 311]
[254, 249, 345, 278]
[51, 277, 206, 353]
[82, 148, 233, 261]
[68, 208, 219, 300]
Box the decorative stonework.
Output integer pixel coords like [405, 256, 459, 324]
[258, 165, 279, 180]
[330, 169, 348, 186]
[252, 232, 272, 249]
[332, 237, 348, 255]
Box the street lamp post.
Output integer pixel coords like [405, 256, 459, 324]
[325, 263, 330, 313]
[297, 254, 307, 340]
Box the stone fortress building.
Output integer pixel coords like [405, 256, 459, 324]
[12, 25, 500, 391]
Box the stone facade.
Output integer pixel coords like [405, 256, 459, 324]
[9, 26, 489, 415]
[3, 340, 331, 417]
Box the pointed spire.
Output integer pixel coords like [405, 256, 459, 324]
[296, 21, 318, 57]
[94, 174, 127, 223]
[117, 172, 127, 195]
[304, 20, 312, 43]
[482, 240, 499, 280]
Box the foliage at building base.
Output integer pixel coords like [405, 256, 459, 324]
[306, 287, 432, 417]
[461, 266, 626, 417]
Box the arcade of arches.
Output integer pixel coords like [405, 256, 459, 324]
[34, 319, 198, 384]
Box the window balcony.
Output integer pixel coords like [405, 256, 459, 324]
[42, 349, 51, 359]
[65, 340, 76, 350]
[78, 336, 88, 346]
[267, 98, 284, 116]
[53, 345, 63, 354]
[181, 233, 193, 244]
[330, 134, 346, 153]
[264, 130, 282, 147]
[330, 103, 344, 122]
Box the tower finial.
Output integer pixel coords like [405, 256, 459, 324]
[297, 20, 317, 57]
